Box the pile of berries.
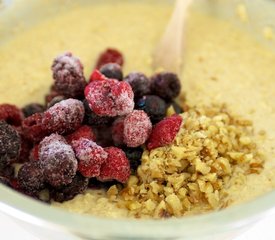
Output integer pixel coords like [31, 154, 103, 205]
[0, 48, 183, 203]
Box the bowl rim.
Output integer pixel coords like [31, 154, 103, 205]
[0, 184, 275, 238]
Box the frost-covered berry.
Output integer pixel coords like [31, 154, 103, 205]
[123, 110, 152, 147]
[150, 72, 181, 101]
[51, 52, 87, 98]
[71, 138, 108, 178]
[95, 48, 124, 69]
[0, 104, 24, 126]
[100, 63, 123, 81]
[39, 134, 78, 187]
[66, 125, 96, 145]
[85, 79, 134, 117]
[98, 147, 130, 183]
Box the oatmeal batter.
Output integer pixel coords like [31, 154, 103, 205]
[1, 1, 275, 218]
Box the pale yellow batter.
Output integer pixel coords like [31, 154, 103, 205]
[1, 1, 275, 218]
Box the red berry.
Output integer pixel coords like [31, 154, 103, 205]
[147, 115, 182, 150]
[89, 69, 108, 82]
[51, 52, 87, 98]
[0, 104, 24, 126]
[66, 125, 96, 145]
[22, 113, 48, 142]
[123, 110, 152, 147]
[85, 79, 134, 117]
[39, 134, 78, 187]
[43, 98, 84, 135]
[95, 48, 124, 69]
[15, 127, 33, 163]
[29, 144, 40, 161]
[98, 147, 130, 183]
[71, 138, 108, 178]
[111, 117, 125, 146]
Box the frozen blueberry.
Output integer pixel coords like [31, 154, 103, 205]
[22, 103, 45, 118]
[100, 63, 123, 80]
[123, 147, 143, 173]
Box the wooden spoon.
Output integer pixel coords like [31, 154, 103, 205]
[152, 0, 193, 74]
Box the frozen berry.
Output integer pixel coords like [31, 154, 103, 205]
[85, 79, 134, 117]
[39, 134, 78, 187]
[29, 144, 40, 161]
[50, 173, 89, 202]
[123, 147, 143, 173]
[100, 63, 123, 80]
[0, 176, 10, 186]
[47, 95, 66, 108]
[124, 72, 150, 99]
[22, 103, 44, 118]
[98, 147, 130, 183]
[135, 95, 167, 124]
[89, 69, 108, 82]
[17, 134, 33, 163]
[95, 48, 124, 69]
[147, 115, 182, 150]
[0, 165, 14, 179]
[43, 98, 84, 135]
[0, 121, 21, 169]
[66, 125, 96, 145]
[0, 104, 24, 126]
[93, 126, 114, 147]
[123, 110, 152, 147]
[167, 101, 184, 114]
[83, 99, 113, 126]
[18, 161, 45, 193]
[111, 117, 125, 146]
[150, 72, 181, 101]
[22, 113, 48, 142]
[72, 138, 108, 178]
[52, 52, 87, 98]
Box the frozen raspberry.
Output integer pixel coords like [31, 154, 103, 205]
[66, 125, 96, 145]
[123, 110, 152, 147]
[0, 104, 24, 126]
[43, 98, 84, 135]
[123, 147, 143, 173]
[89, 69, 108, 82]
[0, 121, 21, 169]
[124, 72, 150, 99]
[95, 48, 124, 69]
[22, 103, 44, 118]
[147, 115, 182, 150]
[52, 52, 87, 98]
[135, 95, 167, 124]
[29, 144, 40, 161]
[85, 79, 134, 117]
[83, 99, 113, 126]
[72, 138, 108, 177]
[22, 113, 48, 142]
[111, 117, 125, 146]
[39, 134, 78, 187]
[47, 95, 67, 108]
[98, 147, 130, 183]
[50, 173, 89, 202]
[100, 63, 123, 81]
[150, 72, 181, 101]
[18, 161, 45, 193]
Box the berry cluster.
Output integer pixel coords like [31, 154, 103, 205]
[0, 49, 183, 203]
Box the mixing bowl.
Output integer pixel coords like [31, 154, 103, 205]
[1, 0, 275, 239]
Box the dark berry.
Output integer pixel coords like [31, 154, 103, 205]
[47, 95, 66, 108]
[71, 138, 108, 178]
[167, 101, 184, 114]
[147, 115, 182, 150]
[83, 100, 113, 126]
[0, 121, 21, 169]
[89, 69, 108, 83]
[50, 173, 89, 203]
[18, 161, 45, 193]
[123, 147, 143, 173]
[66, 125, 96, 145]
[93, 126, 114, 147]
[22, 103, 44, 118]
[135, 95, 167, 124]
[43, 99, 84, 135]
[98, 147, 130, 183]
[51, 52, 87, 98]
[0, 104, 24, 126]
[100, 63, 123, 80]
[150, 72, 181, 101]
[123, 110, 152, 148]
[124, 72, 150, 99]
[85, 79, 134, 117]
[0, 176, 10, 186]
[39, 134, 78, 187]
[22, 113, 48, 142]
[95, 48, 124, 69]
[0, 165, 14, 179]
[111, 117, 125, 146]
